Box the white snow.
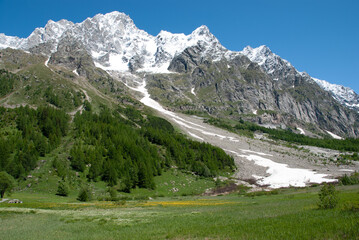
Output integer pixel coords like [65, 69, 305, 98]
[325, 130, 343, 140]
[191, 87, 196, 96]
[72, 69, 79, 76]
[240, 154, 337, 188]
[44, 57, 50, 67]
[297, 127, 305, 135]
[188, 132, 204, 141]
[252, 110, 257, 115]
[312, 77, 359, 109]
[240, 149, 272, 157]
[98, 54, 130, 72]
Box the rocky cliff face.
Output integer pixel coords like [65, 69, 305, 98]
[148, 45, 359, 137]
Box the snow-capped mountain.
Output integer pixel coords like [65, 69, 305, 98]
[241, 45, 359, 111]
[312, 78, 359, 110]
[0, 19, 73, 51]
[0, 11, 358, 112]
[241, 45, 294, 76]
[0, 11, 227, 73]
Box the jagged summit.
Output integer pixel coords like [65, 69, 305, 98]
[191, 25, 211, 37]
[312, 78, 359, 110]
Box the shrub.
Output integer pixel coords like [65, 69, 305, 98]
[56, 180, 69, 197]
[77, 187, 90, 202]
[340, 173, 359, 185]
[318, 183, 338, 209]
[0, 171, 15, 198]
[107, 187, 118, 201]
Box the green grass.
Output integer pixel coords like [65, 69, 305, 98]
[1, 185, 358, 239]
[128, 168, 216, 198]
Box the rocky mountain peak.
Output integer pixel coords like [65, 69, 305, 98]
[190, 25, 219, 44]
[241, 45, 277, 66]
[191, 25, 210, 36]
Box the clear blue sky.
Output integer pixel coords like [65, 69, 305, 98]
[1, 0, 358, 92]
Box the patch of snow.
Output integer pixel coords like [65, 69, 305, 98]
[252, 110, 257, 115]
[228, 137, 239, 143]
[44, 57, 50, 67]
[240, 149, 272, 157]
[191, 87, 196, 96]
[188, 132, 204, 141]
[72, 69, 79, 76]
[101, 54, 129, 72]
[325, 130, 343, 140]
[326, 131, 344, 140]
[297, 127, 305, 135]
[339, 169, 354, 172]
[240, 154, 337, 188]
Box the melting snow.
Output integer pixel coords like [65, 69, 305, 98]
[325, 131, 343, 140]
[297, 127, 305, 135]
[44, 57, 50, 67]
[241, 154, 337, 188]
[188, 132, 204, 141]
[73, 69, 79, 76]
[191, 88, 196, 96]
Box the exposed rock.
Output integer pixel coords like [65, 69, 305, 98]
[149, 50, 359, 137]
[8, 199, 23, 203]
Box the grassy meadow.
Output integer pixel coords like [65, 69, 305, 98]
[1, 184, 358, 240]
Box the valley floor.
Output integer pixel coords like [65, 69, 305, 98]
[1, 185, 358, 239]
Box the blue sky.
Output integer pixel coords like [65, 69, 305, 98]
[1, 0, 358, 92]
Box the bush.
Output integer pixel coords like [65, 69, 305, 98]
[77, 187, 90, 202]
[340, 173, 359, 185]
[56, 180, 69, 197]
[107, 187, 118, 201]
[0, 171, 15, 198]
[318, 183, 339, 209]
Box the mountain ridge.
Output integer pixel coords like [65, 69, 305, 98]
[0, 11, 358, 137]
